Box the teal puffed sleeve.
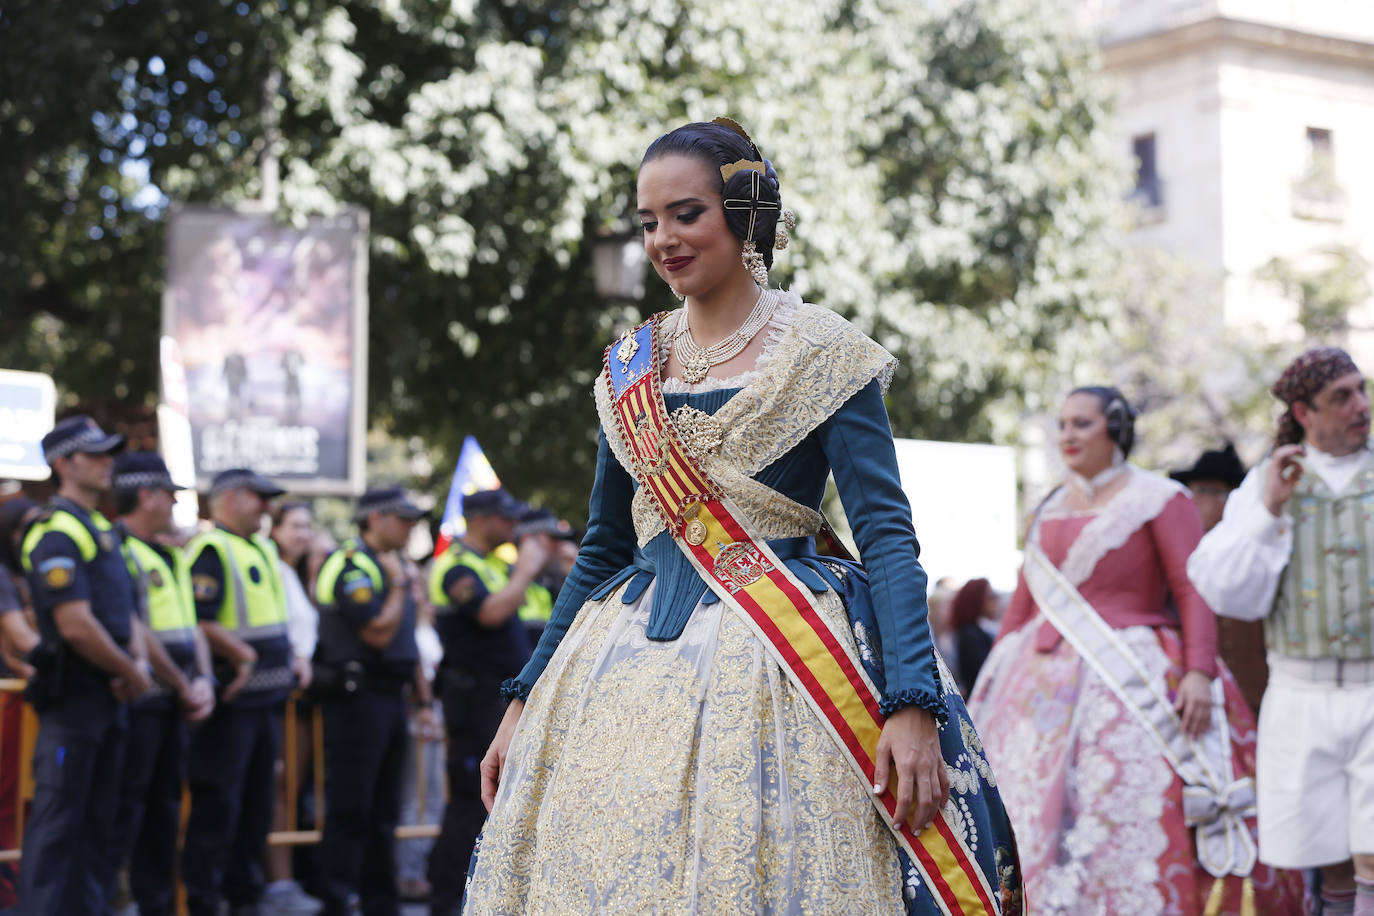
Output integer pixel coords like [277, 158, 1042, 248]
[501, 428, 638, 700]
[817, 379, 945, 719]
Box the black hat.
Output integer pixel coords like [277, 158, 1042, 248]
[463, 488, 527, 520]
[513, 507, 577, 541]
[209, 467, 286, 498]
[355, 485, 429, 522]
[113, 453, 186, 493]
[41, 415, 125, 463]
[1170, 444, 1246, 490]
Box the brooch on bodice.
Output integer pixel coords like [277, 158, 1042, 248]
[669, 406, 725, 457]
[615, 334, 639, 373]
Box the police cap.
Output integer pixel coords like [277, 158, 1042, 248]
[209, 468, 286, 499]
[513, 507, 577, 541]
[41, 415, 125, 464]
[355, 485, 429, 522]
[463, 488, 527, 520]
[113, 452, 187, 493]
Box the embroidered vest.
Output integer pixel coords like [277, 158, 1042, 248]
[1271, 452, 1374, 659]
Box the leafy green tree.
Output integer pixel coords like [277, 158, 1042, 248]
[1259, 245, 1372, 341]
[3, 0, 1122, 522]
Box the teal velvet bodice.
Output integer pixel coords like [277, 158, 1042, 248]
[506, 379, 943, 716]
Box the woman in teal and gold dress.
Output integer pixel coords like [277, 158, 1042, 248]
[461, 119, 1024, 916]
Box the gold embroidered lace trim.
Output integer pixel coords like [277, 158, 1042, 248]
[596, 292, 896, 546]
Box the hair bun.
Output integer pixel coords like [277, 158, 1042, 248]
[720, 166, 783, 269]
[761, 158, 780, 191]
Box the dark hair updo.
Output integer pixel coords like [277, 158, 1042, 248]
[1069, 385, 1138, 458]
[641, 119, 784, 269]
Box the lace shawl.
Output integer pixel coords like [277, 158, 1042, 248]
[1032, 467, 1188, 587]
[595, 290, 898, 546]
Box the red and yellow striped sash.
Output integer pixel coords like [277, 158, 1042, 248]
[604, 315, 999, 916]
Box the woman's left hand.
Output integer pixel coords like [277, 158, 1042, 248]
[873, 705, 950, 832]
[1174, 670, 1214, 737]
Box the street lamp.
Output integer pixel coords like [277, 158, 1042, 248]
[592, 233, 647, 302]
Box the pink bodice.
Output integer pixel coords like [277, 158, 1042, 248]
[1000, 491, 1218, 676]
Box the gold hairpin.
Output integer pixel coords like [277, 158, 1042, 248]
[720, 159, 765, 182]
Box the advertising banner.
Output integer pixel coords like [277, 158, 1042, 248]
[0, 369, 56, 481]
[163, 207, 368, 494]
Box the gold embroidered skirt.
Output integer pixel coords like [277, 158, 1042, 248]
[462, 579, 906, 915]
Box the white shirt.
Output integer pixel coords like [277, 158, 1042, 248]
[279, 558, 319, 660]
[1187, 445, 1369, 621]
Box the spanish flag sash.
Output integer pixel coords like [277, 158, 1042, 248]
[605, 315, 1002, 916]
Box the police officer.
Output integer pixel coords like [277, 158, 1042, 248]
[182, 467, 295, 916]
[108, 453, 216, 916]
[17, 415, 151, 914]
[314, 486, 435, 916]
[426, 489, 551, 916]
[510, 507, 579, 640]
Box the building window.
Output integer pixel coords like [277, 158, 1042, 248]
[1306, 127, 1333, 173]
[1129, 133, 1162, 208]
[1293, 126, 1343, 221]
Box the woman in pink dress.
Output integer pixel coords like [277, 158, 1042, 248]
[969, 387, 1302, 916]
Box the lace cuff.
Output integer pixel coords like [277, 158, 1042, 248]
[499, 678, 532, 702]
[878, 685, 949, 724]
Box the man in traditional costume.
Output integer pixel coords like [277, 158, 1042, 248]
[1190, 347, 1374, 916]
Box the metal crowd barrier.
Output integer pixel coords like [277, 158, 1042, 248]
[0, 679, 442, 907]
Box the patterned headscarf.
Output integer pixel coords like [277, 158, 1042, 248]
[1272, 346, 1360, 446]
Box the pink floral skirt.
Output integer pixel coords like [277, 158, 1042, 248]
[968, 616, 1303, 916]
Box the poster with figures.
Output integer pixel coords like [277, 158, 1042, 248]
[163, 207, 368, 494]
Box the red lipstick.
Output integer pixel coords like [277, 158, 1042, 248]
[663, 256, 694, 272]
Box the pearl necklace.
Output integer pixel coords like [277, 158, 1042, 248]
[674, 289, 777, 384]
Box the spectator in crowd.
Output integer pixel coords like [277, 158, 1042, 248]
[949, 577, 1000, 696]
[926, 576, 959, 679]
[313, 486, 434, 916]
[426, 488, 548, 916]
[109, 453, 216, 916]
[1169, 444, 1266, 713]
[511, 507, 573, 641]
[18, 416, 150, 915]
[0, 495, 40, 914]
[182, 468, 294, 916]
[264, 500, 323, 916]
[397, 560, 445, 903]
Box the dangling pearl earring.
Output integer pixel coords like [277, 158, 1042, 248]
[741, 241, 768, 286]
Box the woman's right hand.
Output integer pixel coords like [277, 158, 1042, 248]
[480, 698, 525, 811]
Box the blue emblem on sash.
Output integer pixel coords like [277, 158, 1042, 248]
[607, 322, 655, 399]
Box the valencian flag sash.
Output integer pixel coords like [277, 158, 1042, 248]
[604, 315, 1002, 916]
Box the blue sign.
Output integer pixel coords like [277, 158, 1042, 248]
[0, 370, 56, 481]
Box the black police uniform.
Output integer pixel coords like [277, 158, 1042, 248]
[314, 536, 418, 916]
[19, 495, 138, 915]
[108, 527, 199, 916]
[181, 513, 294, 916]
[426, 546, 531, 916]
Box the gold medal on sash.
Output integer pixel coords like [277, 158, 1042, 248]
[680, 503, 708, 546]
